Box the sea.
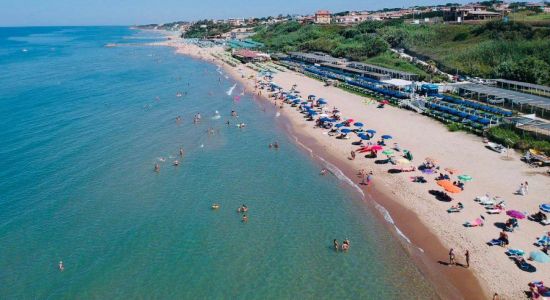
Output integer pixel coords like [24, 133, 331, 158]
[0, 26, 436, 299]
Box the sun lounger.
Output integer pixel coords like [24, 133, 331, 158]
[475, 195, 489, 202]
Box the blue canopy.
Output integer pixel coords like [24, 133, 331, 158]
[317, 99, 327, 105]
[381, 135, 393, 139]
[308, 111, 318, 116]
[366, 129, 376, 134]
[354, 122, 364, 127]
[335, 123, 345, 128]
[340, 128, 352, 133]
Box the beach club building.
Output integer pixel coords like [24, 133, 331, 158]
[232, 49, 270, 63]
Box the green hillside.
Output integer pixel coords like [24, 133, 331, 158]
[252, 18, 550, 85]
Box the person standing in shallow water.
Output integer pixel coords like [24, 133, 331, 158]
[333, 239, 339, 252]
[465, 250, 470, 268]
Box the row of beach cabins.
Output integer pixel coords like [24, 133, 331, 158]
[272, 51, 550, 139]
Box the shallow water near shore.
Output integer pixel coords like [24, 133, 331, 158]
[0, 27, 437, 299]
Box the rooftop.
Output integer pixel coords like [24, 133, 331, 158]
[457, 83, 550, 111]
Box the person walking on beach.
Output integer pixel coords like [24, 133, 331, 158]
[524, 181, 529, 194]
[465, 250, 470, 268]
[350, 150, 356, 160]
[449, 248, 455, 266]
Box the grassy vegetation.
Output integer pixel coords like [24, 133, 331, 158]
[183, 20, 233, 38]
[393, 20, 550, 85]
[252, 19, 550, 85]
[487, 126, 550, 155]
[252, 21, 440, 81]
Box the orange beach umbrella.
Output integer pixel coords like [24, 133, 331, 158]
[437, 180, 461, 193]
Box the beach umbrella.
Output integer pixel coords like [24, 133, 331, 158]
[354, 122, 364, 127]
[347, 119, 354, 123]
[540, 204, 550, 213]
[381, 135, 393, 140]
[397, 158, 410, 165]
[458, 174, 473, 182]
[308, 111, 318, 116]
[506, 210, 526, 219]
[436, 180, 461, 193]
[335, 123, 345, 128]
[382, 150, 394, 156]
[359, 135, 371, 140]
[371, 145, 383, 151]
[538, 235, 550, 246]
[529, 251, 550, 263]
[366, 129, 376, 134]
[340, 128, 352, 133]
[308, 94, 316, 99]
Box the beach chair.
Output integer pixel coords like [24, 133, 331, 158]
[475, 195, 490, 203]
[479, 198, 495, 206]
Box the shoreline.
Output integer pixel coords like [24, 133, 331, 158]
[147, 32, 550, 299]
[153, 35, 487, 299]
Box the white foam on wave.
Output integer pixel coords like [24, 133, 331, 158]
[226, 83, 236, 96]
[288, 130, 424, 253]
[290, 134, 364, 198]
[374, 202, 424, 252]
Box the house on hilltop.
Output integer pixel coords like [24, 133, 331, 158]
[314, 10, 332, 24]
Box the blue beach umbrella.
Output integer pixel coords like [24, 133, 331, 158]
[354, 122, 364, 127]
[340, 128, 352, 133]
[317, 99, 327, 105]
[530, 251, 550, 263]
[335, 123, 345, 128]
[381, 135, 393, 139]
[359, 134, 371, 140]
[308, 111, 318, 116]
[366, 129, 377, 134]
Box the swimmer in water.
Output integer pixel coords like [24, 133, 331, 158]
[320, 168, 328, 176]
[242, 215, 248, 222]
[154, 163, 160, 172]
[59, 261, 64, 271]
[173, 160, 179, 166]
[333, 239, 339, 252]
[179, 148, 184, 157]
[273, 141, 279, 149]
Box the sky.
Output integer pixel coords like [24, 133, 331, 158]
[0, 0, 470, 27]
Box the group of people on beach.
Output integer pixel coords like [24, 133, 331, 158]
[448, 248, 470, 268]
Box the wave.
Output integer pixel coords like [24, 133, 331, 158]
[226, 83, 237, 96]
[290, 134, 364, 198]
[374, 202, 424, 252]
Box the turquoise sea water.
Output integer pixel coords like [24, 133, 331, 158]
[0, 27, 436, 299]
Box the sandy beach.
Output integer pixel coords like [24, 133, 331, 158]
[154, 34, 550, 299]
